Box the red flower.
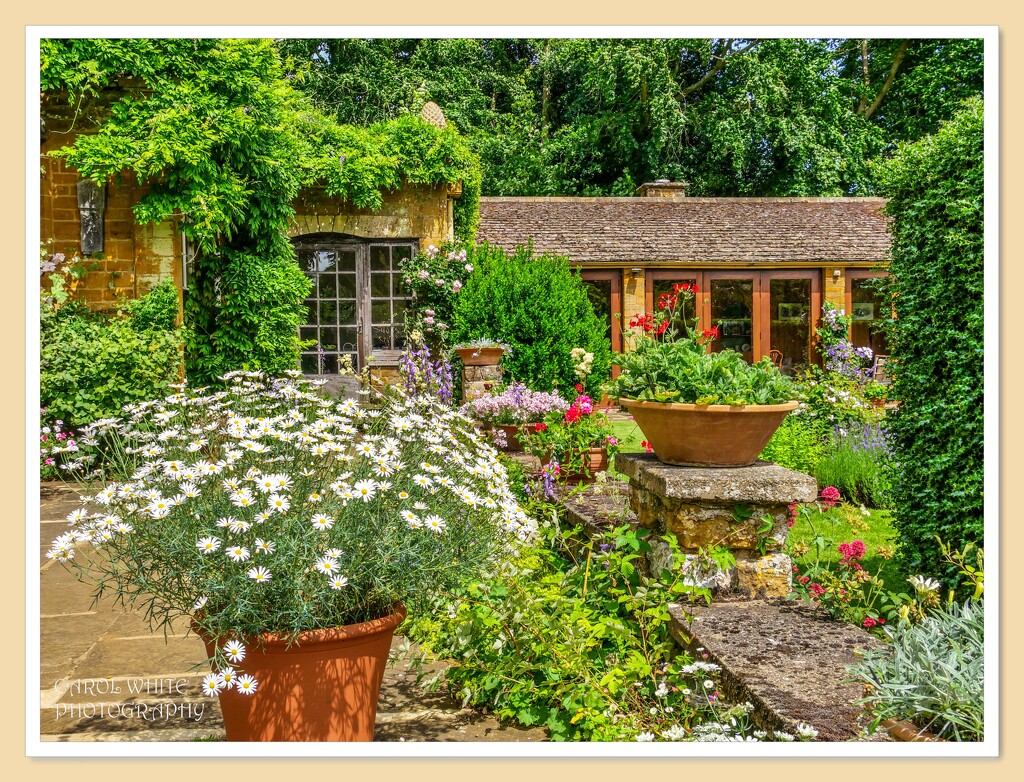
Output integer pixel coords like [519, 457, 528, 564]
[701, 326, 719, 340]
[862, 617, 878, 629]
[534, 422, 548, 433]
[820, 486, 841, 507]
[655, 320, 669, 336]
[808, 583, 825, 597]
[657, 292, 678, 311]
[797, 575, 810, 585]
[641, 440, 654, 454]
[575, 384, 584, 393]
[565, 406, 582, 424]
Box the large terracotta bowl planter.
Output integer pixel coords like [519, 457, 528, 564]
[456, 347, 504, 366]
[199, 605, 406, 742]
[619, 398, 799, 467]
[493, 423, 529, 452]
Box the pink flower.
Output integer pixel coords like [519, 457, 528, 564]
[452, 280, 462, 292]
[464, 264, 474, 273]
[424, 317, 435, 325]
[820, 486, 841, 507]
[838, 540, 867, 564]
[809, 583, 825, 597]
[641, 440, 653, 454]
[606, 436, 618, 446]
[44, 458, 55, 466]
[418, 270, 430, 279]
[862, 617, 878, 629]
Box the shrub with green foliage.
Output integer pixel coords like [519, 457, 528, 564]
[759, 416, 828, 475]
[40, 279, 183, 427]
[874, 98, 984, 582]
[450, 244, 611, 397]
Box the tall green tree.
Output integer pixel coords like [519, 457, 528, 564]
[283, 36, 984, 198]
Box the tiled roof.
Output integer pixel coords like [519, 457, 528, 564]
[476, 196, 891, 264]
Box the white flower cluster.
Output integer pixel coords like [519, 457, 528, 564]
[570, 347, 595, 382]
[48, 370, 536, 658]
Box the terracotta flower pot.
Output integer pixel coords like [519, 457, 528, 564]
[199, 605, 406, 742]
[456, 347, 504, 366]
[493, 423, 529, 451]
[619, 398, 799, 467]
[544, 447, 609, 484]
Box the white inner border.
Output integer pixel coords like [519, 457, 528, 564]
[25, 25, 1000, 759]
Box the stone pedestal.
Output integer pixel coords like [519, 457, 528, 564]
[461, 362, 503, 403]
[616, 454, 818, 599]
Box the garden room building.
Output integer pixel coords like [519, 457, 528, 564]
[475, 182, 893, 375]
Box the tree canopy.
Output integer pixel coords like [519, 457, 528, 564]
[280, 37, 984, 197]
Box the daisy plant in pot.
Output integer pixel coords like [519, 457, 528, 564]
[47, 370, 536, 741]
[605, 284, 799, 467]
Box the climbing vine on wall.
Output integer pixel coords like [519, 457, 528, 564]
[41, 38, 481, 384]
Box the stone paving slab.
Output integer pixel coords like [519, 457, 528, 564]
[669, 600, 889, 742]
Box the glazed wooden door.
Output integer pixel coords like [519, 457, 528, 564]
[580, 269, 624, 378]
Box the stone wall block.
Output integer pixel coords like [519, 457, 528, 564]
[463, 364, 503, 382]
[732, 552, 794, 599]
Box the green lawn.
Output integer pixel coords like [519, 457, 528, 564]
[788, 505, 908, 593]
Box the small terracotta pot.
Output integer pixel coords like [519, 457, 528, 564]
[198, 606, 406, 742]
[544, 447, 609, 484]
[456, 347, 504, 366]
[493, 423, 529, 451]
[619, 398, 798, 467]
[881, 718, 948, 742]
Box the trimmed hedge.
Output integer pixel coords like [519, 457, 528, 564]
[875, 98, 984, 585]
[450, 244, 612, 397]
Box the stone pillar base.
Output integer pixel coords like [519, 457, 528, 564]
[462, 363, 503, 403]
[617, 454, 818, 600]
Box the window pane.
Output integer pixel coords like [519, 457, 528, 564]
[338, 327, 359, 353]
[710, 279, 754, 362]
[318, 301, 337, 325]
[337, 250, 356, 273]
[769, 278, 811, 371]
[299, 326, 317, 343]
[371, 272, 390, 298]
[337, 273, 356, 298]
[305, 301, 317, 325]
[298, 250, 318, 274]
[317, 251, 337, 273]
[393, 245, 413, 263]
[372, 301, 391, 324]
[318, 274, 337, 298]
[300, 353, 319, 374]
[392, 298, 407, 321]
[372, 326, 392, 350]
[322, 354, 339, 375]
[318, 328, 338, 352]
[338, 300, 357, 325]
[392, 273, 409, 298]
[583, 280, 612, 341]
[370, 246, 390, 271]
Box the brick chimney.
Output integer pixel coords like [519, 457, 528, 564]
[635, 179, 690, 198]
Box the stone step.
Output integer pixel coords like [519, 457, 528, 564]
[668, 599, 888, 741]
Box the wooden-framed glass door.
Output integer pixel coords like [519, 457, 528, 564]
[294, 234, 416, 374]
[580, 269, 623, 378]
[763, 270, 821, 373]
[845, 269, 890, 357]
[641, 269, 821, 369]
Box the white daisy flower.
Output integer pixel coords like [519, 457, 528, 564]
[222, 639, 246, 663]
[201, 673, 225, 696]
[314, 556, 339, 575]
[328, 575, 349, 590]
[227, 518, 252, 534]
[235, 674, 258, 695]
[311, 514, 334, 531]
[219, 667, 237, 686]
[254, 538, 276, 555]
[197, 537, 222, 554]
[247, 565, 272, 584]
[353, 480, 377, 501]
[193, 596, 208, 612]
[324, 548, 344, 558]
[424, 515, 447, 534]
[267, 493, 291, 513]
[226, 545, 251, 563]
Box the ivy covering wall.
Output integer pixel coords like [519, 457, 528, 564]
[41, 38, 481, 384]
